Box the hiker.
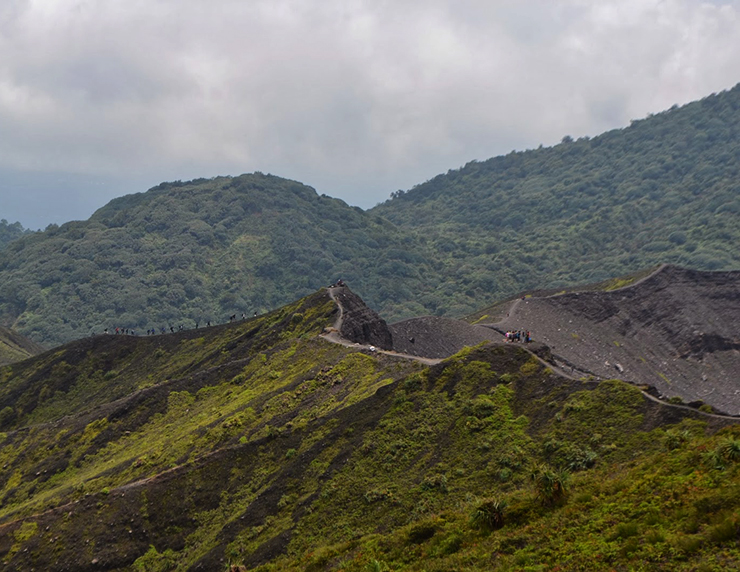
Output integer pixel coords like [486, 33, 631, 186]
[207, 321, 211, 327]
[253, 311, 257, 318]
[170, 326, 174, 333]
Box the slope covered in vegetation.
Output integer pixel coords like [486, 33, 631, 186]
[3, 85, 740, 347]
[0, 326, 44, 366]
[0, 288, 738, 571]
[0, 174, 435, 346]
[372, 84, 740, 312]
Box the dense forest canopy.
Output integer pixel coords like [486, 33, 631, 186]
[0, 219, 29, 251]
[372, 84, 740, 302]
[0, 174, 436, 345]
[2, 84, 740, 346]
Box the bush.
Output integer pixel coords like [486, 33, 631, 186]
[470, 497, 508, 530]
[614, 522, 639, 539]
[664, 428, 691, 450]
[530, 465, 569, 506]
[420, 474, 448, 493]
[707, 516, 739, 543]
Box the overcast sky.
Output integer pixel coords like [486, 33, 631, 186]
[2, 0, 740, 229]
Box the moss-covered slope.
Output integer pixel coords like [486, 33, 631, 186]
[1, 285, 737, 571]
[0, 326, 44, 367]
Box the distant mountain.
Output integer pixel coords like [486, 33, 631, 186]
[371, 83, 740, 303]
[0, 174, 436, 346]
[0, 325, 44, 366]
[2, 84, 740, 347]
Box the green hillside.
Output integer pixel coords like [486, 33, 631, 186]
[1, 289, 738, 571]
[0, 174, 435, 346]
[3, 85, 740, 347]
[0, 326, 44, 366]
[372, 84, 740, 308]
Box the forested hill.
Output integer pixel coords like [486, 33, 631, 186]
[0, 174, 435, 346]
[371, 83, 740, 298]
[2, 84, 740, 347]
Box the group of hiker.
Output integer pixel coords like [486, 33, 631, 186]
[504, 330, 531, 343]
[95, 311, 259, 337]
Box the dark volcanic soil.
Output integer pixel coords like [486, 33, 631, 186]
[487, 265, 740, 414]
[389, 316, 500, 359]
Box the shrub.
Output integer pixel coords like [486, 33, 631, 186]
[365, 561, 389, 572]
[565, 447, 598, 471]
[420, 474, 448, 493]
[470, 497, 508, 530]
[645, 529, 666, 544]
[364, 489, 393, 503]
[707, 516, 739, 543]
[614, 522, 639, 539]
[719, 437, 740, 463]
[664, 428, 691, 450]
[435, 532, 463, 555]
[530, 465, 569, 506]
[672, 534, 703, 555]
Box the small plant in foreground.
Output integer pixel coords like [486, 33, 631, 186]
[470, 497, 508, 530]
[530, 464, 569, 506]
[663, 428, 691, 450]
[365, 560, 389, 572]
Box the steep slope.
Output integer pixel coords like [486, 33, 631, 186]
[482, 265, 740, 414]
[0, 325, 44, 366]
[0, 174, 435, 346]
[371, 84, 740, 314]
[1, 287, 739, 571]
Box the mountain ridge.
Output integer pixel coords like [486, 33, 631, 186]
[1, 84, 740, 346]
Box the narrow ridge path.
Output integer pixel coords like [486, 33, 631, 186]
[322, 286, 739, 421]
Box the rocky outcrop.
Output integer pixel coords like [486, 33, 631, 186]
[331, 287, 393, 350]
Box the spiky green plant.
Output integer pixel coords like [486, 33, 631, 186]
[530, 464, 570, 506]
[470, 497, 508, 530]
[719, 437, 740, 463]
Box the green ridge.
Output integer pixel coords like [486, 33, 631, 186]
[0, 290, 737, 570]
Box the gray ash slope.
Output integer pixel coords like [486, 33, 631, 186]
[389, 316, 499, 359]
[485, 265, 740, 414]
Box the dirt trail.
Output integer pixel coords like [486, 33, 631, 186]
[481, 265, 740, 418]
[322, 287, 441, 366]
[323, 282, 739, 421]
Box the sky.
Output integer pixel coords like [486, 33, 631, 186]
[2, 0, 740, 229]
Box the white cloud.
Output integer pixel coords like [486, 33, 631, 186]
[1, 0, 740, 227]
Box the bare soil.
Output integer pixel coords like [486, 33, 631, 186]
[484, 265, 740, 414]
